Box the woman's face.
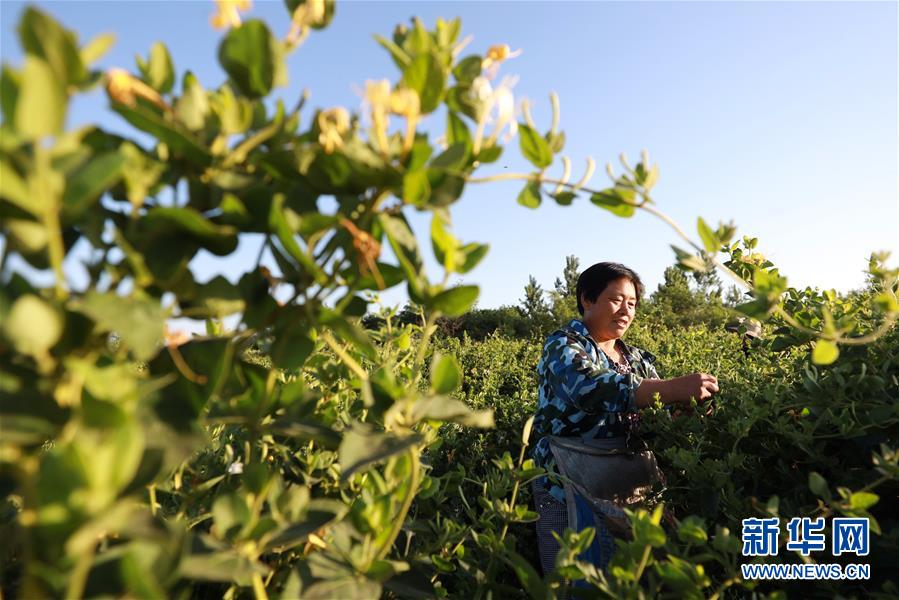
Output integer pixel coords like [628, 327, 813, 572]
[581, 277, 638, 341]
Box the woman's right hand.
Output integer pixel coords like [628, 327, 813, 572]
[635, 373, 719, 408]
[666, 373, 719, 404]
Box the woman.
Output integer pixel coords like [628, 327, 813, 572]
[531, 262, 719, 576]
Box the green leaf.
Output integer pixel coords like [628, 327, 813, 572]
[76, 292, 165, 360]
[590, 188, 636, 217]
[0, 158, 32, 215]
[191, 275, 245, 317]
[517, 181, 541, 209]
[145, 207, 238, 256]
[320, 311, 378, 362]
[3, 294, 62, 357]
[522, 416, 535, 446]
[430, 211, 459, 272]
[431, 353, 461, 394]
[671, 245, 707, 272]
[270, 328, 314, 370]
[15, 56, 65, 140]
[403, 170, 431, 207]
[402, 52, 446, 113]
[452, 55, 482, 84]
[179, 551, 262, 584]
[268, 195, 327, 283]
[338, 423, 422, 481]
[873, 292, 899, 314]
[446, 111, 471, 148]
[753, 268, 787, 296]
[697, 217, 720, 254]
[266, 504, 342, 551]
[430, 285, 478, 317]
[303, 578, 381, 600]
[18, 7, 85, 87]
[0, 65, 20, 125]
[374, 34, 411, 68]
[218, 20, 278, 98]
[140, 42, 175, 93]
[677, 516, 708, 545]
[342, 262, 405, 291]
[633, 512, 667, 548]
[62, 151, 125, 221]
[849, 491, 879, 510]
[547, 131, 566, 154]
[811, 340, 839, 365]
[456, 242, 488, 274]
[808, 472, 830, 500]
[552, 191, 576, 206]
[411, 396, 493, 428]
[518, 124, 552, 169]
[476, 144, 503, 164]
[380, 213, 427, 301]
[80, 32, 116, 66]
[431, 142, 469, 171]
[502, 550, 550, 600]
[112, 103, 212, 166]
[175, 71, 209, 130]
[406, 137, 433, 171]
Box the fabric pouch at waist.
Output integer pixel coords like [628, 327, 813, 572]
[548, 435, 664, 506]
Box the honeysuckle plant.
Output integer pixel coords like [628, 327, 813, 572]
[1, 1, 896, 598]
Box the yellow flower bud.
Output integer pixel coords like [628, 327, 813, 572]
[481, 44, 522, 73]
[389, 88, 420, 119]
[106, 68, 169, 111]
[287, 0, 326, 46]
[487, 44, 511, 63]
[317, 107, 350, 154]
[210, 0, 252, 30]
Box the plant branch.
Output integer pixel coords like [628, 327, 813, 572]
[464, 170, 897, 345]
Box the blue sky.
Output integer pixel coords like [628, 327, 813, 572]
[2, 0, 897, 317]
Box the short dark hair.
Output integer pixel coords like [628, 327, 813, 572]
[576, 262, 645, 315]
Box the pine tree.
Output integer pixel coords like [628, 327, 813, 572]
[550, 255, 580, 323]
[724, 285, 745, 307]
[520, 275, 550, 319]
[554, 255, 580, 298]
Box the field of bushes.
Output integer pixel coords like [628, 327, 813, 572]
[1, 2, 897, 598]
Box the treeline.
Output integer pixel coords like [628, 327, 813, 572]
[363, 255, 746, 341]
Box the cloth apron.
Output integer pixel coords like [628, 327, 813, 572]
[534, 434, 665, 575]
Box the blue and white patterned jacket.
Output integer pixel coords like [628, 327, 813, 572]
[531, 319, 660, 502]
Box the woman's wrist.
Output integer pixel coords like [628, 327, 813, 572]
[635, 379, 673, 408]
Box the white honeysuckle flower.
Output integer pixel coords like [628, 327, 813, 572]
[363, 79, 392, 154]
[473, 75, 519, 153]
[470, 76, 494, 105]
[389, 88, 421, 155]
[227, 461, 244, 475]
[490, 77, 518, 143]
